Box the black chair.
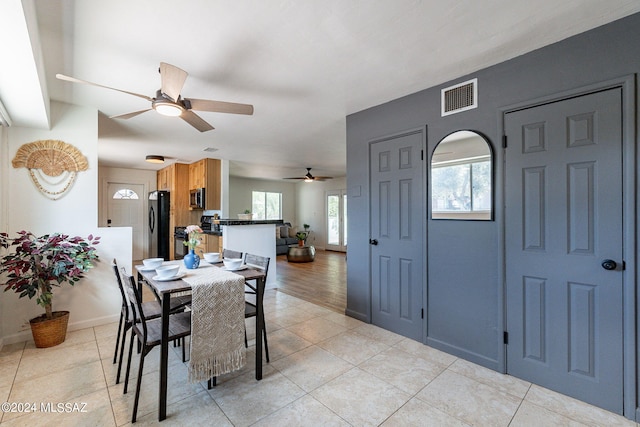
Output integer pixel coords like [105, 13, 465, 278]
[222, 248, 243, 259]
[111, 260, 189, 384]
[243, 253, 270, 363]
[121, 272, 191, 423]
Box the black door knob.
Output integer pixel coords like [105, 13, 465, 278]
[369, 239, 378, 246]
[601, 259, 617, 271]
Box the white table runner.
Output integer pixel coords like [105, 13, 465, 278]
[181, 265, 246, 382]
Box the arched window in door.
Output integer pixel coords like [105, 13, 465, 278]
[112, 188, 140, 200]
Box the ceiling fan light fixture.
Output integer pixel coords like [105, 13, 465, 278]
[304, 177, 314, 182]
[153, 99, 184, 117]
[145, 155, 165, 164]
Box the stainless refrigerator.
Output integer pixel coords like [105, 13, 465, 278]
[149, 190, 170, 260]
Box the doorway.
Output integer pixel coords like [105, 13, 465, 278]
[326, 189, 347, 252]
[504, 88, 624, 413]
[369, 129, 425, 341]
[107, 182, 145, 260]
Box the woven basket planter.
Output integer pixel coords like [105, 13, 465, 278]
[29, 311, 70, 348]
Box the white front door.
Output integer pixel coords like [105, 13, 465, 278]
[107, 183, 145, 260]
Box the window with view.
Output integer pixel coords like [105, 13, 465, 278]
[432, 157, 491, 215]
[251, 191, 282, 220]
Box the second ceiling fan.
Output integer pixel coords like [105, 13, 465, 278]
[284, 168, 333, 182]
[56, 62, 253, 132]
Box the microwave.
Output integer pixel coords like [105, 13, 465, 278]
[189, 188, 205, 209]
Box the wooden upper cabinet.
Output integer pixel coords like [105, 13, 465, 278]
[188, 158, 221, 210]
[157, 166, 172, 190]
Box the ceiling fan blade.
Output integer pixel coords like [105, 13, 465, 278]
[159, 62, 188, 102]
[56, 74, 153, 101]
[110, 109, 152, 120]
[283, 177, 305, 180]
[186, 98, 254, 115]
[181, 110, 214, 132]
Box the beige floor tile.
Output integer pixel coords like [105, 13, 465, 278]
[23, 327, 96, 351]
[382, 397, 471, 426]
[510, 400, 588, 426]
[0, 344, 23, 389]
[352, 323, 405, 347]
[0, 387, 116, 427]
[109, 362, 205, 425]
[448, 358, 531, 399]
[318, 330, 390, 365]
[252, 394, 350, 427]
[207, 369, 305, 426]
[525, 384, 635, 427]
[359, 347, 447, 394]
[15, 340, 101, 383]
[262, 328, 312, 362]
[266, 306, 318, 328]
[394, 338, 458, 367]
[272, 345, 353, 392]
[134, 390, 232, 426]
[93, 321, 120, 341]
[321, 311, 364, 329]
[311, 367, 411, 427]
[286, 317, 347, 344]
[416, 370, 521, 427]
[5, 360, 107, 422]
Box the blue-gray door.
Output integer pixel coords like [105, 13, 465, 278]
[370, 130, 424, 341]
[505, 88, 623, 413]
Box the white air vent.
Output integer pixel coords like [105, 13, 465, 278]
[203, 147, 218, 153]
[441, 78, 477, 117]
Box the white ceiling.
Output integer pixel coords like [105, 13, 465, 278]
[3, 0, 640, 180]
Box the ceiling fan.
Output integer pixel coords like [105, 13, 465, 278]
[284, 168, 333, 182]
[56, 62, 253, 132]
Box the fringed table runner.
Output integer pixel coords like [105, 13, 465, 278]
[181, 266, 246, 383]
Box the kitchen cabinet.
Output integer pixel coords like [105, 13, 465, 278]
[156, 163, 190, 259]
[188, 158, 221, 210]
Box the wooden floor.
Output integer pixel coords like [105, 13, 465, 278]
[274, 249, 347, 313]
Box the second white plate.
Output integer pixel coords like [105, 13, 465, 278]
[152, 272, 186, 281]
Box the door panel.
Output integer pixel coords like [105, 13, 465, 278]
[370, 130, 424, 341]
[107, 183, 145, 260]
[505, 88, 623, 413]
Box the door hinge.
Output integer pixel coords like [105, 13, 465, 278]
[421, 149, 424, 161]
[503, 331, 509, 344]
[502, 135, 507, 148]
[622, 260, 626, 270]
[421, 308, 424, 319]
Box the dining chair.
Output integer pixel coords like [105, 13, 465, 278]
[121, 272, 192, 423]
[111, 260, 189, 385]
[222, 248, 243, 259]
[243, 253, 270, 363]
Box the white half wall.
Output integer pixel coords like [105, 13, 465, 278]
[1, 102, 131, 344]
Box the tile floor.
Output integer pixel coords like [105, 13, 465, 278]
[0, 289, 636, 426]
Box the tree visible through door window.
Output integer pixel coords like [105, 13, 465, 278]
[112, 188, 140, 199]
[252, 191, 282, 220]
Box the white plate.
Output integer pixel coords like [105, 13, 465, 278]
[139, 265, 161, 272]
[152, 272, 186, 281]
[220, 265, 248, 272]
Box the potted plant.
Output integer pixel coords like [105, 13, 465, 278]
[295, 231, 308, 247]
[0, 231, 100, 348]
[238, 209, 253, 220]
[303, 224, 310, 232]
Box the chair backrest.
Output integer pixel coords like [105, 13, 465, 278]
[223, 248, 243, 259]
[112, 259, 129, 316]
[243, 253, 270, 294]
[120, 268, 147, 337]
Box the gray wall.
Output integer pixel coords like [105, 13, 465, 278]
[346, 12, 640, 372]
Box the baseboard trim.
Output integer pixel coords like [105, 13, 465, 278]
[426, 336, 499, 371]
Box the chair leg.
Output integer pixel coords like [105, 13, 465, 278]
[116, 323, 130, 384]
[207, 376, 217, 389]
[123, 331, 135, 394]
[181, 337, 186, 362]
[262, 324, 270, 363]
[113, 312, 124, 364]
[244, 328, 248, 348]
[132, 346, 146, 423]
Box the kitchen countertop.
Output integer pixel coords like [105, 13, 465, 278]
[213, 219, 284, 226]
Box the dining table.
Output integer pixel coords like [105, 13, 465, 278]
[135, 260, 266, 422]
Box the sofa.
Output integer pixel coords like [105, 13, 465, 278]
[276, 223, 301, 255]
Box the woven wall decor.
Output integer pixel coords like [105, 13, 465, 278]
[12, 140, 89, 200]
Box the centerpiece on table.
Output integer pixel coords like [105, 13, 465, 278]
[0, 231, 100, 347]
[183, 225, 203, 269]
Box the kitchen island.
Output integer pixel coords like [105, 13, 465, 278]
[215, 219, 283, 288]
